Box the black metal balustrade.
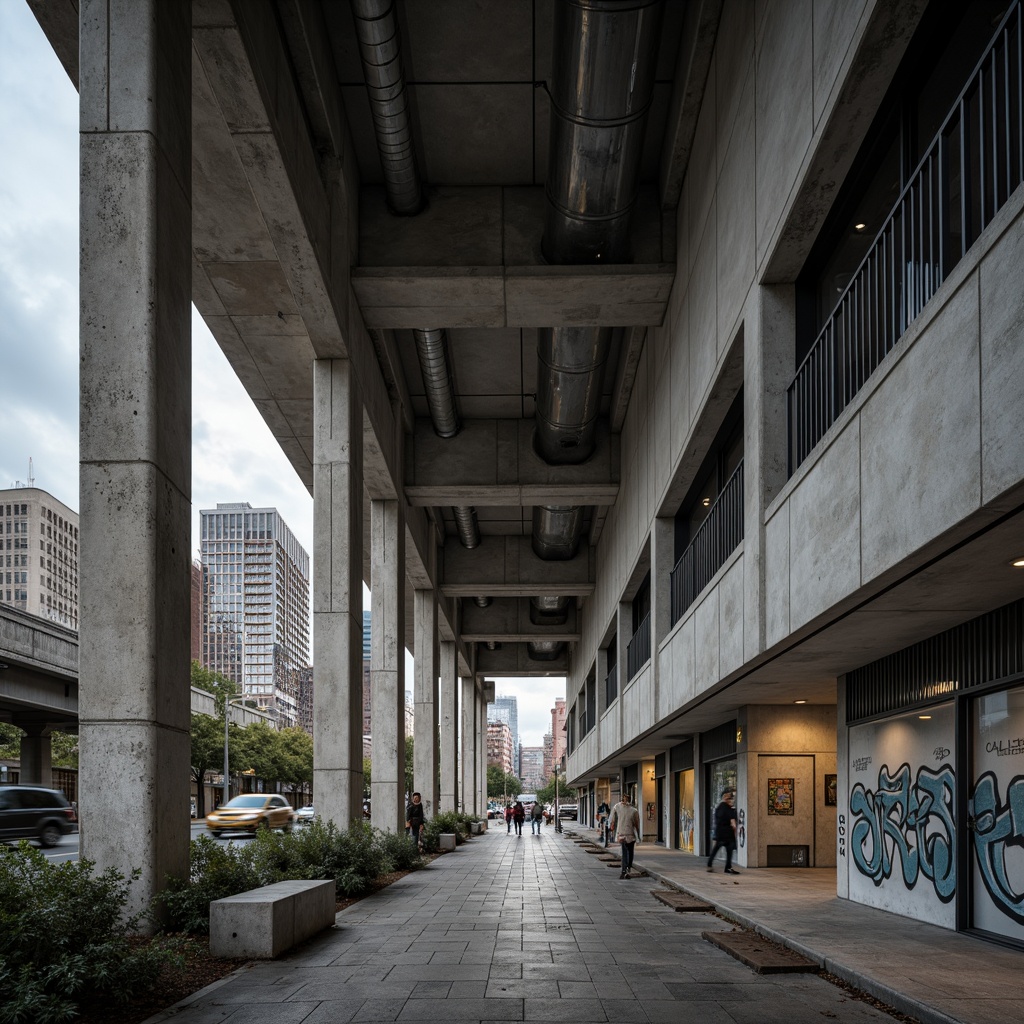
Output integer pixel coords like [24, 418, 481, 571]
[605, 664, 618, 706]
[788, 0, 1023, 473]
[670, 461, 744, 626]
[626, 613, 651, 681]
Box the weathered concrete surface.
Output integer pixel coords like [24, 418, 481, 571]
[439, 641, 459, 814]
[413, 589, 439, 819]
[209, 879, 336, 959]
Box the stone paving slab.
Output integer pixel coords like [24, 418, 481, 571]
[649, 889, 713, 912]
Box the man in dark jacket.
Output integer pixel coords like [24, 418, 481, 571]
[406, 792, 425, 848]
[707, 788, 739, 874]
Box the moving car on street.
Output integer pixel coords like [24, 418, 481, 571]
[205, 794, 296, 837]
[0, 785, 77, 847]
[296, 804, 316, 825]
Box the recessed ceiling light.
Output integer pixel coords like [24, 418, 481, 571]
[1012, 558, 1024, 568]
[702, 497, 711, 507]
[794, 699, 807, 704]
[855, 222, 867, 231]
[919, 715, 932, 720]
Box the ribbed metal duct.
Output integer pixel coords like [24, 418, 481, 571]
[533, 0, 663, 559]
[452, 506, 481, 550]
[527, 639, 565, 661]
[474, 596, 492, 608]
[351, 0, 422, 215]
[530, 595, 570, 625]
[413, 328, 459, 438]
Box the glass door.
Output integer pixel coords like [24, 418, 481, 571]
[969, 684, 1024, 942]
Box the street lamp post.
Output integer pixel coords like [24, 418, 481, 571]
[222, 696, 250, 807]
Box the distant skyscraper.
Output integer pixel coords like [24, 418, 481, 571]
[362, 611, 372, 753]
[519, 746, 545, 791]
[200, 503, 310, 728]
[489, 695, 520, 774]
[190, 559, 202, 662]
[0, 485, 79, 629]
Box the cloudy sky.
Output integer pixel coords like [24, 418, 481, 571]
[0, 5, 562, 749]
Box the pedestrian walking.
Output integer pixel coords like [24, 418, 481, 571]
[405, 792, 425, 850]
[505, 803, 514, 833]
[530, 799, 545, 835]
[512, 799, 525, 836]
[608, 793, 640, 878]
[596, 799, 610, 842]
[707, 787, 739, 874]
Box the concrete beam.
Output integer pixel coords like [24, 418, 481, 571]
[352, 264, 674, 330]
[461, 598, 580, 644]
[476, 646, 569, 675]
[405, 420, 619, 508]
[440, 538, 595, 598]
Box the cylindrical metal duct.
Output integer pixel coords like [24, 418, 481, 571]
[530, 595, 570, 625]
[532, 506, 584, 560]
[413, 328, 459, 438]
[453, 506, 481, 550]
[535, 326, 613, 464]
[543, 0, 664, 264]
[528, 639, 566, 661]
[351, 0, 423, 215]
[474, 595, 492, 608]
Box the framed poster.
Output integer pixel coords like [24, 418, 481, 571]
[768, 778, 794, 815]
[824, 774, 837, 806]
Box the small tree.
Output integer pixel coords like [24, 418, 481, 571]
[189, 713, 225, 818]
[487, 764, 524, 800]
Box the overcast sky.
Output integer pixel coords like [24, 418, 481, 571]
[0, 4, 563, 749]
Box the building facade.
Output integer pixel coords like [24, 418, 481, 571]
[519, 746, 546, 792]
[200, 503, 310, 727]
[489, 696, 520, 775]
[0, 487, 79, 630]
[487, 720, 514, 777]
[550, 698, 566, 768]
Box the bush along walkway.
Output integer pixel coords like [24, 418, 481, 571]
[0, 817, 472, 1024]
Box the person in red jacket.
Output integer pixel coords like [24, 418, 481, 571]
[512, 799, 525, 836]
[504, 803, 514, 834]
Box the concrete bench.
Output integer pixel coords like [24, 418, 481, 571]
[210, 879, 336, 958]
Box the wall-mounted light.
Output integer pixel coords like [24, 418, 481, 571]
[919, 715, 932, 720]
[794, 699, 807, 705]
[1012, 558, 1024, 568]
[854, 222, 867, 231]
[736, 728, 742, 743]
[702, 497, 711, 507]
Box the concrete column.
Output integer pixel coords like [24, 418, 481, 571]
[17, 724, 52, 788]
[477, 689, 486, 816]
[413, 588, 439, 818]
[371, 499, 406, 833]
[313, 358, 365, 828]
[439, 640, 459, 812]
[460, 676, 476, 812]
[78, 0, 191, 921]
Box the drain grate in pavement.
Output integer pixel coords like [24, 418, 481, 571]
[650, 889, 713, 912]
[702, 929, 820, 974]
[597, 854, 619, 863]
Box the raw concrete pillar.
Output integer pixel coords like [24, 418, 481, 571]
[78, 0, 191, 921]
[460, 676, 476, 812]
[475, 688, 485, 816]
[413, 589, 440, 818]
[371, 499, 406, 833]
[439, 640, 459, 812]
[313, 358, 365, 828]
[17, 723, 52, 788]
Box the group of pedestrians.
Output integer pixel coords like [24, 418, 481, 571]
[595, 787, 739, 880]
[503, 799, 549, 835]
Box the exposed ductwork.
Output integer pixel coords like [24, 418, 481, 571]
[530, 594, 570, 625]
[527, 640, 565, 661]
[413, 328, 459, 438]
[452, 505, 481, 550]
[532, 0, 664, 563]
[351, 0, 422, 216]
[474, 595, 493, 609]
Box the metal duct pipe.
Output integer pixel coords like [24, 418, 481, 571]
[532, 506, 583, 561]
[530, 595, 570, 625]
[532, 0, 663, 556]
[528, 640, 566, 661]
[474, 596, 492, 608]
[351, 0, 423, 215]
[413, 328, 459, 438]
[452, 506, 481, 550]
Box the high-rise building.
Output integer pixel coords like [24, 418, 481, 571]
[487, 721, 514, 776]
[190, 559, 202, 662]
[550, 698, 566, 767]
[362, 611, 372, 755]
[488, 695, 519, 774]
[0, 486, 79, 629]
[200, 503, 310, 728]
[519, 746, 545, 791]
[297, 665, 314, 736]
[542, 732, 554, 780]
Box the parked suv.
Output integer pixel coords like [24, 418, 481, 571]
[0, 785, 77, 847]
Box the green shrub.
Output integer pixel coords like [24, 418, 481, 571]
[421, 811, 473, 852]
[375, 828, 423, 872]
[0, 843, 178, 1024]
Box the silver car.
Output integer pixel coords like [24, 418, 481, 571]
[296, 804, 316, 825]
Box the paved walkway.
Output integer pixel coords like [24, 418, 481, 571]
[145, 826, 964, 1024]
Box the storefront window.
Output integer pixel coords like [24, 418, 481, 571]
[677, 769, 694, 852]
[707, 759, 737, 849]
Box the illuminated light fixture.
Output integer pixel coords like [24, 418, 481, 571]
[919, 715, 932, 720]
[794, 699, 807, 704]
[702, 497, 711, 507]
[855, 222, 867, 231]
[1012, 558, 1024, 568]
[736, 728, 743, 743]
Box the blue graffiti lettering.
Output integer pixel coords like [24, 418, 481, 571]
[849, 762, 955, 902]
[970, 772, 1024, 926]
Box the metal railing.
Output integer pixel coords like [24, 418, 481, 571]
[626, 612, 651, 681]
[670, 461, 744, 626]
[788, 0, 1023, 472]
[605, 663, 618, 706]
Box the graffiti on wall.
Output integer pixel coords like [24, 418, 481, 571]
[970, 771, 1024, 926]
[849, 762, 956, 902]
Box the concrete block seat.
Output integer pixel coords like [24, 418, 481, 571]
[210, 879, 336, 958]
